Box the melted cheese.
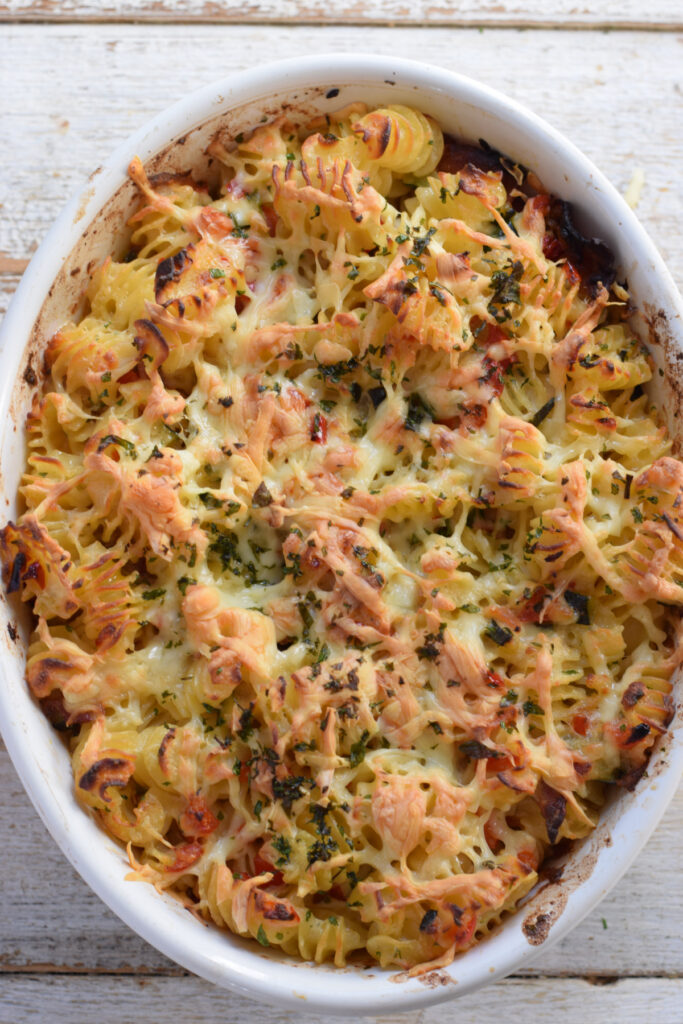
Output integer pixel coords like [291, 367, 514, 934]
[2, 104, 682, 973]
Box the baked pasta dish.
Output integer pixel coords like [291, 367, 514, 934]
[3, 103, 682, 973]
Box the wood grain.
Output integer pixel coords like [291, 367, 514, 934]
[1, 15, 683, 1020]
[1, 973, 683, 1024]
[1, 0, 681, 27]
[2, 721, 683, 976]
[1, 26, 681, 287]
[0, 279, 22, 317]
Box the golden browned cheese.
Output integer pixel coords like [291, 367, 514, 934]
[2, 104, 681, 972]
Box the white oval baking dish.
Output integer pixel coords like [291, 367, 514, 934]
[0, 55, 682, 1016]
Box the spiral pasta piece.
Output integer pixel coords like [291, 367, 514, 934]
[1, 103, 680, 976]
[352, 104, 444, 176]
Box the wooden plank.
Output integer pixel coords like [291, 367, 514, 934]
[1, 741, 682, 976]
[0, 742, 171, 974]
[0, 278, 22, 318]
[0, 26, 681, 287]
[1, 974, 683, 1024]
[2, 22, 683, 1002]
[0, 0, 681, 28]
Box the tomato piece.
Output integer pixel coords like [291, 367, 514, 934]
[261, 203, 278, 237]
[435, 401, 488, 431]
[529, 194, 551, 216]
[180, 794, 220, 837]
[167, 839, 203, 873]
[118, 367, 141, 384]
[480, 355, 515, 398]
[485, 670, 505, 690]
[517, 847, 539, 873]
[572, 713, 590, 736]
[462, 401, 488, 428]
[453, 907, 477, 950]
[310, 412, 328, 444]
[542, 234, 565, 262]
[564, 260, 581, 285]
[515, 586, 548, 624]
[483, 323, 509, 348]
[254, 853, 285, 886]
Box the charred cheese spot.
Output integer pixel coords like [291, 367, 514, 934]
[1, 102, 678, 975]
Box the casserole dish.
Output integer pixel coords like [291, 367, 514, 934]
[0, 54, 682, 1015]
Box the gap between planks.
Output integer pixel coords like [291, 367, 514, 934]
[0, 0, 682, 28]
[2, 17, 683, 30]
[1, 19, 683, 997]
[2, 974, 683, 1024]
[2, 738, 683, 976]
[1, 965, 682, 979]
[1, 25, 682, 288]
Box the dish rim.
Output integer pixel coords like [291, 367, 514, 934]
[1, 53, 683, 1015]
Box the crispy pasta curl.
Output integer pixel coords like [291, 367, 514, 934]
[2, 103, 681, 973]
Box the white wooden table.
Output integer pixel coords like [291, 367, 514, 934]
[1, 4, 682, 1021]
